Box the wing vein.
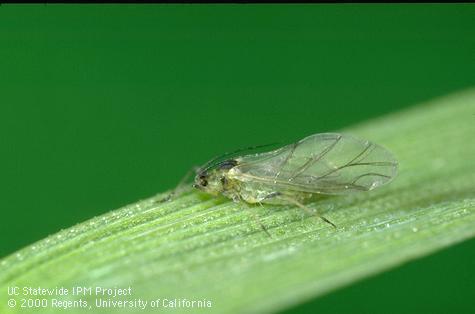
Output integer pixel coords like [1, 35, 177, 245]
[288, 135, 342, 182]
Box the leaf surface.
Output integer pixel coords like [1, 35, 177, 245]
[1, 89, 475, 314]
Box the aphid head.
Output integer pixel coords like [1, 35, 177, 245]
[193, 159, 238, 195]
[193, 170, 221, 195]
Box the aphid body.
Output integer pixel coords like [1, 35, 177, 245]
[194, 133, 398, 213]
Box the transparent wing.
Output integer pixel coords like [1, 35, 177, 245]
[233, 133, 398, 195]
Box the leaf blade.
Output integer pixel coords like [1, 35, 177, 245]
[1, 89, 475, 314]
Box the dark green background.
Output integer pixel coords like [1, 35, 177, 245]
[1, 4, 474, 313]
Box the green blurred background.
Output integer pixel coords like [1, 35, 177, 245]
[1, 4, 474, 313]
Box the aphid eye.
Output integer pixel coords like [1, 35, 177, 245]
[197, 173, 208, 187]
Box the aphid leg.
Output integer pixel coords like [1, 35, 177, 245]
[156, 166, 199, 203]
[249, 203, 272, 238]
[277, 196, 337, 229]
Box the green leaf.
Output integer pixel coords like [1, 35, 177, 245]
[1, 89, 475, 314]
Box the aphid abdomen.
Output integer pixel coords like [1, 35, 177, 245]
[231, 181, 273, 204]
[233, 179, 309, 205]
